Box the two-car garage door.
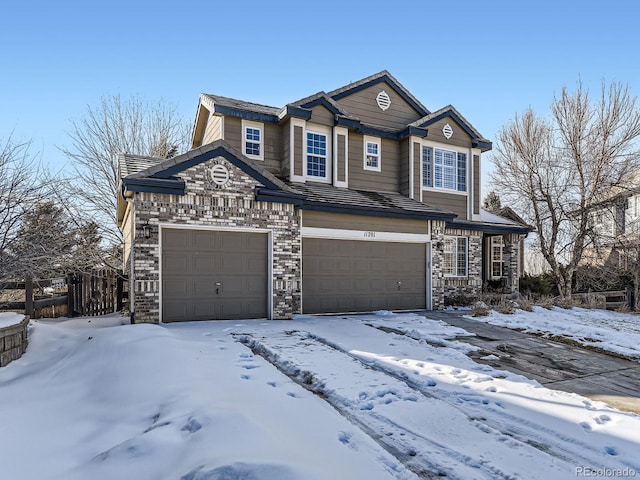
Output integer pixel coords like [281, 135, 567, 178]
[302, 238, 427, 314]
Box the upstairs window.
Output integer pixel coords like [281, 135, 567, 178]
[306, 131, 328, 180]
[242, 120, 263, 161]
[422, 146, 466, 192]
[364, 136, 381, 171]
[443, 237, 468, 277]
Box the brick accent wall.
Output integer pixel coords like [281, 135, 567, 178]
[130, 157, 301, 323]
[0, 316, 29, 367]
[431, 221, 483, 307]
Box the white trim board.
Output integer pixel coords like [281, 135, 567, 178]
[301, 227, 430, 243]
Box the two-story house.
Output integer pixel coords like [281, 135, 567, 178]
[117, 71, 530, 323]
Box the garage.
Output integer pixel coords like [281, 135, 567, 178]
[161, 228, 269, 322]
[302, 238, 427, 314]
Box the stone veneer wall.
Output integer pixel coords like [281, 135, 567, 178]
[502, 233, 523, 294]
[0, 316, 29, 367]
[130, 157, 301, 323]
[431, 221, 483, 308]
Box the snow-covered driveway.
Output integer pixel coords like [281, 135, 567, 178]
[1, 311, 639, 480]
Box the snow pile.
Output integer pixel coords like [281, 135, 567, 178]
[0, 311, 25, 329]
[0, 311, 638, 479]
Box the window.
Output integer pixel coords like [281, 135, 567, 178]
[242, 120, 263, 160]
[442, 237, 468, 277]
[490, 236, 504, 279]
[364, 136, 381, 171]
[306, 131, 328, 179]
[422, 146, 466, 192]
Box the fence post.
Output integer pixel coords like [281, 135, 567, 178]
[25, 278, 34, 317]
[626, 288, 634, 310]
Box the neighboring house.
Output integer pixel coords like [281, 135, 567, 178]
[117, 71, 530, 323]
[582, 183, 640, 269]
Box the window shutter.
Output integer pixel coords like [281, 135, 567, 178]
[457, 153, 467, 192]
[422, 147, 433, 187]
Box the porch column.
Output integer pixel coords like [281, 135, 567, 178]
[502, 233, 521, 294]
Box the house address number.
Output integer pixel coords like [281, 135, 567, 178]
[363, 231, 376, 238]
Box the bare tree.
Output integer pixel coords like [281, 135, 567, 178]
[0, 135, 48, 282]
[60, 94, 191, 252]
[491, 80, 640, 298]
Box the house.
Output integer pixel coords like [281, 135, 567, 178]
[582, 178, 640, 269]
[117, 71, 531, 323]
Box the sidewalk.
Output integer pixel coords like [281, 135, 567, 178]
[425, 310, 640, 414]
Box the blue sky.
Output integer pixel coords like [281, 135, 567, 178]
[2, 0, 639, 190]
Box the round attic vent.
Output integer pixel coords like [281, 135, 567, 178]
[442, 123, 454, 139]
[210, 164, 230, 186]
[376, 90, 391, 111]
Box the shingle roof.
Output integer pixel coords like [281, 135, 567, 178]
[118, 153, 165, 179]
[288, 182, 455, 220]
[200, 94, 280, 117]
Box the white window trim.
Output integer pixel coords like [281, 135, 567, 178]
[490, 236, 504, 280]
[442, 236, 468, 278]
[420, 141, 469, 196]
[241, 119, 264, 161]
[305, 124, 332, 184]
[363, 135, 381, 172]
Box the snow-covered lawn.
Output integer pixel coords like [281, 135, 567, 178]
[0, 310, 639, 479]
[466, 306, 640, 359]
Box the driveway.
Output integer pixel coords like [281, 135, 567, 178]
[426, 311, 640, 414]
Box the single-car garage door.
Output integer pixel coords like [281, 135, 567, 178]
[162, 228, 268, 322]
[302, 238, 426, 314]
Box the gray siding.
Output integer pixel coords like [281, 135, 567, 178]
[426, 118, 473, 148]
[224, 116, 242, 150]
[337, 133, 346, 182]
[399, 138, 409, 196]
[281, 119, 291, 177]
[223, 117, 281, 175]
[473, 155, 480, 215]
[303, 211, 428, 234]
[422, 191, 468, 219]
[336, 84, 422, 130]
[348, 134, 399, 192]
[413, 141, 421, 200]
[309, 105, 335, 126]
[293, 126, 303, 176]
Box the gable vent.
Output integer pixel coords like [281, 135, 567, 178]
[376, 90, 391, 111]
[442, 123, 453, 139]
[210, 164, 230, 186]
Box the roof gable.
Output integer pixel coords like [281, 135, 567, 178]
[412, 105, 492, 151]
[121, 140, 292, 195]
[327, 70, 429, 117]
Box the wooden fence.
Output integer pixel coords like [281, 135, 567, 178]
[0, 270, 127, 318]
[572, 289, 634, 310]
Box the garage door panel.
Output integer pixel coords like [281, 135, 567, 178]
[303, 238, 427, 314]
[164, 254, 188, 273]
[162, 229, 268, 321]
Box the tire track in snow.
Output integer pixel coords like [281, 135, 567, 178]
[333, 322, 636, 473]
[235, 330, 573, 480]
